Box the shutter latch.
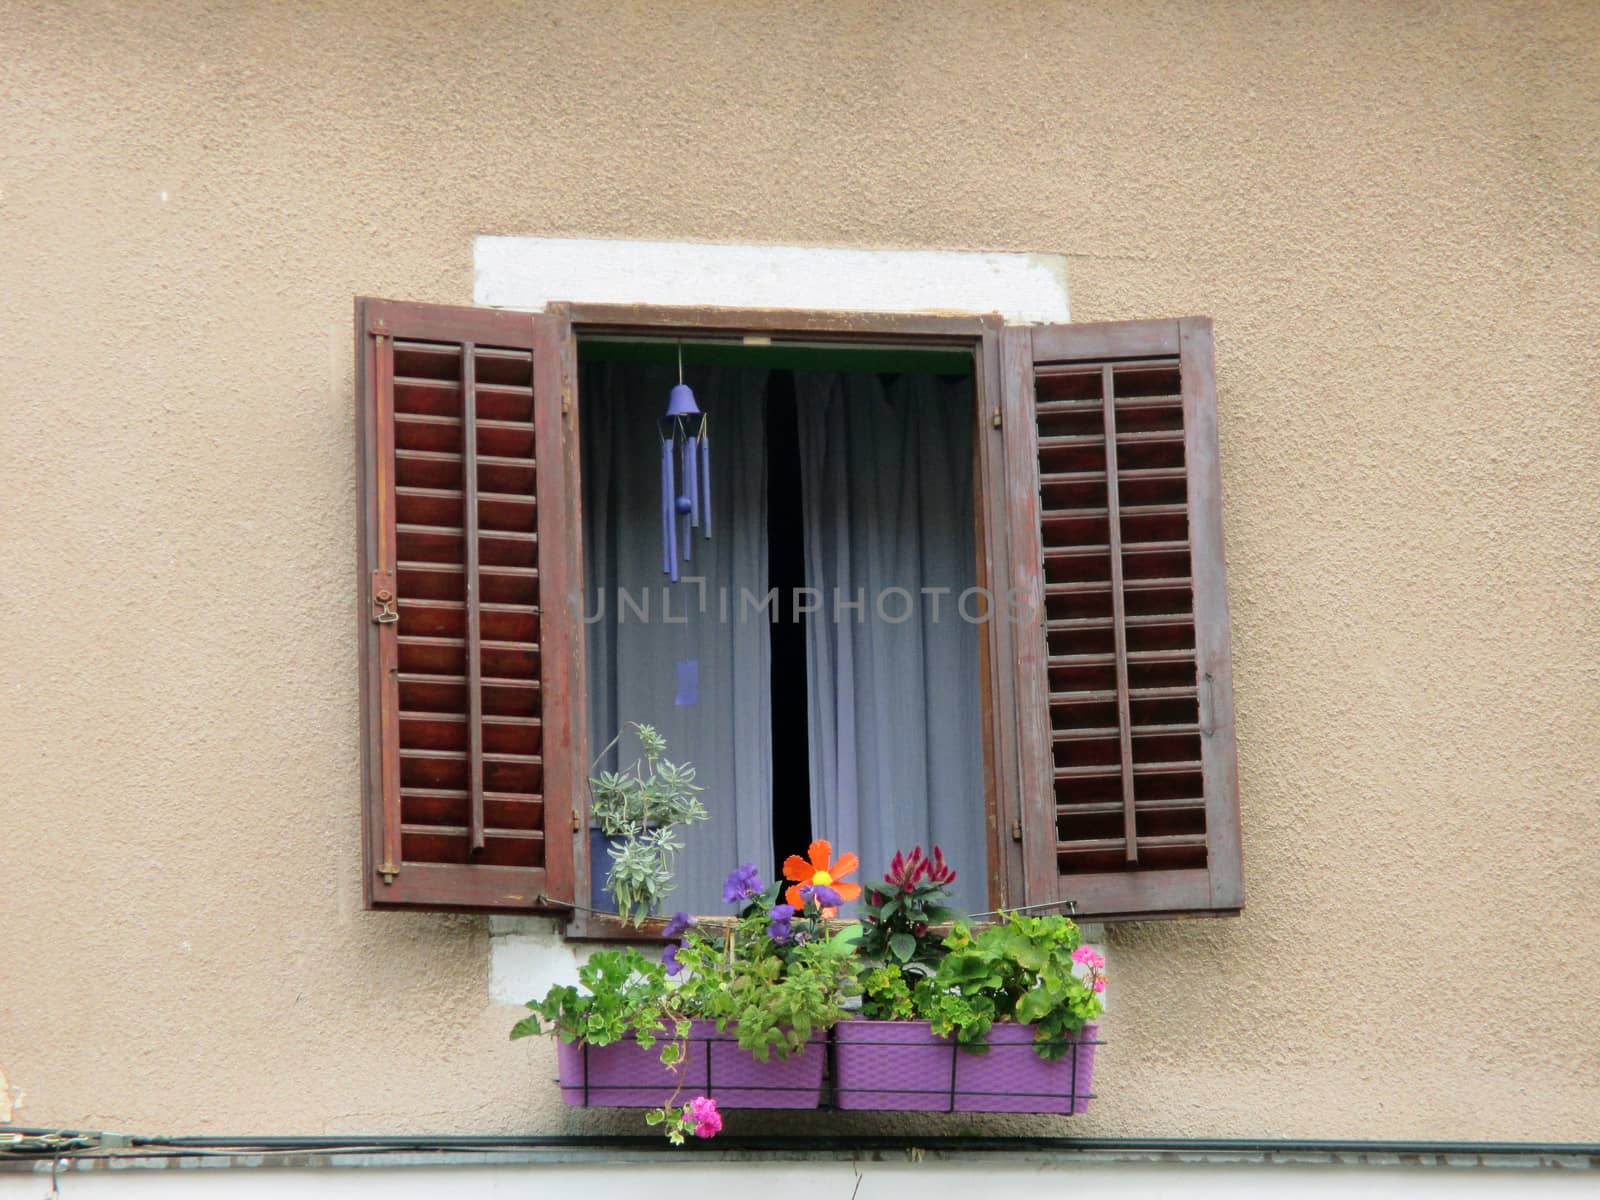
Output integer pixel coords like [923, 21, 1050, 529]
[1011, 818, 1023, 842]
[371, 569, 399, 624]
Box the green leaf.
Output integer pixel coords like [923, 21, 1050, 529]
[889, 933, 916, 963]
[509, 1015, 541, 1040]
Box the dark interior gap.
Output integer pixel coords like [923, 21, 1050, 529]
[766, 371, 813, 868]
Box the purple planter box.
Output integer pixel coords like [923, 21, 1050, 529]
[832, 1019, 1099, 1114]
[556, 1021, 825, 1109]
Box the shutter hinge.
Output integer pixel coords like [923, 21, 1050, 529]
[378, 861, 399, 883]
[1011, 818, 1023, 842]
[572, 809, 582, 832]
[370, 569, 398, 624]
[561, 381, 573, 417]
[992, 405, 1002, 429]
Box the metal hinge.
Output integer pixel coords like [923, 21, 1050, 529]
[370, 569, 398, 624]
[378, 861, 399, 883]
[992, 405, 1002, 429]
[1011, 818, 1023, 842]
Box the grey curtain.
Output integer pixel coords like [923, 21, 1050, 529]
[582, 362, 772, 915]
[793, 371, 986, 912]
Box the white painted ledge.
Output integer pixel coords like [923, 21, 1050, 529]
[474, 236, 1069, 322]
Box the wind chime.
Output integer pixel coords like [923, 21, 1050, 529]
[660, 346, 710, 582]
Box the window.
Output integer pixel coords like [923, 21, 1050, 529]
[356, 300, 1241, 922]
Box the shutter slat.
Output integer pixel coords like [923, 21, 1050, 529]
[1010, 317, 1242, 919]
[359, 297, 571, 912]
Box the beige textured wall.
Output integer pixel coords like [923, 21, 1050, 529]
[3, 0, 1598, 1141]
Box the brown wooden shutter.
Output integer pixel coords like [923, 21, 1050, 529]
[1004, 318, 1241, 919]
[357, 298, 574, 911]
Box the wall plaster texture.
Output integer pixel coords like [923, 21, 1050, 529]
[2, 0, 1598, 1142]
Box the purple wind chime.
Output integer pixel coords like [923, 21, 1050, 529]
[659, 354, 711, 582]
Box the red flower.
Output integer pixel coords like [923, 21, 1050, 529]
[925, 845, 957, 886]
[885, 846, 928, 889]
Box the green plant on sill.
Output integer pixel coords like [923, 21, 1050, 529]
[916, 910, 1104, 1060]
[590, 722, 708, 925]
[509, 948, 679, 1048]
[670, 882, 861, 1062]
[855, 845, 964, 1019]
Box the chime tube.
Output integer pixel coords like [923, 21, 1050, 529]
[700, 433, 712, 540]
[685, 433, 700, 529]
[661, 438, 678, 580]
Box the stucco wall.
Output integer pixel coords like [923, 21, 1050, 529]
[3, 0, 1597, 1141]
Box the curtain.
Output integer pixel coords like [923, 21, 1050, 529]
[582, 362, 772, 915]
[793, 371, 986, 912]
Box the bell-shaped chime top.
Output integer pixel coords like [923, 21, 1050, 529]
[663, 382, 701, 422]
[659, 378, 711, 582]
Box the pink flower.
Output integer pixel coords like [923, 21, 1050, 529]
[1093, 977, 1107, 993]
[688, 1095, 722, 1138]
[925, 845, 957, 886]
[1072, 946, 1095, 965]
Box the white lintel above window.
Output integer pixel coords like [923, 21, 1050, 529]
[473, 236, 1070, 323]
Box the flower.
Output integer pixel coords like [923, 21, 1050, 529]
[782, 840, 860, 911]
[1072, 945, 1105, 970]
[722, 863, 764, 905]
[802, 883, 843, 911]
[1092, 976, 1107, 994]
[925, 845, 957, 886]
[661, 943, 683, 976]
[687, 1095, 722, 1138]
[662, 911, 696, 939]
[766, 903, 796, 944]
[885, 846, 928, 889]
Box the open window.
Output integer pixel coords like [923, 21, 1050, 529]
[357, 300, 1241, 923]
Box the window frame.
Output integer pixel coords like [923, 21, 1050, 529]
[355, 297, 1241, 928]
[546, 302, 1025, 940]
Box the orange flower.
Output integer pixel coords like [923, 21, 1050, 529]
[782, 839, 861, 914]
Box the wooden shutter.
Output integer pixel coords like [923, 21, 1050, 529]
[1004, 318, 1241, 919]
[357, 298, 575, 911]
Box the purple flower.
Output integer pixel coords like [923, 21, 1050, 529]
[661, 943, 683, 976]
[802, 883, 843, 911]
[766, 903, 795, 944]
[662, 911, 695, 939]
[722, 863, 764, 904]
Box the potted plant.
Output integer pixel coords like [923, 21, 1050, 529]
[587, 723, 709, 925]
[512, 848, 862, 1140]
[834, 848, 1105, 1114]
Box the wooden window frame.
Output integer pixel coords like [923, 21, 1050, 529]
[358, 298, 1241, 928]
[547, 303, 1027, 940]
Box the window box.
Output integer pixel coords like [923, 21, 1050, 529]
[832, 1019, 1100, 1114]
[556, 1021, 825, 1109]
